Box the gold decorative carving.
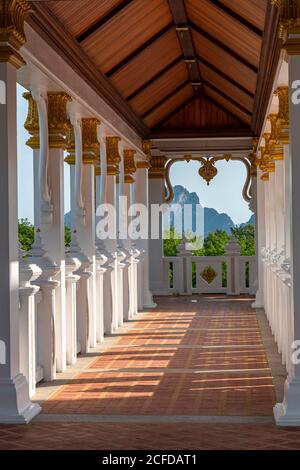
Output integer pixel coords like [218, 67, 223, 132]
[198, 159, 218, 185]
[82, 118, 100, 165]
[165, 155, 252, 203]
[268, 113, 284, 160]
[106, 136, 121, 176]
[148, 155, 167, 179]
[261, 172, 270, 182]
[23, 91, 40, 149]
[124, 148, 136, 184]
[272, 0, 300, 51]
[65, 126, 75, 165]
[275, 86, 289, 144]
[0, 0, 31, 68]
[141, 139, 152, 169]
[48, 92, 72, 149]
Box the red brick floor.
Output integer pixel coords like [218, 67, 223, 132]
[42, 296, 275, 416]
[0, 296, 300, 450]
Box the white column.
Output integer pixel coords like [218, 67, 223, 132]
[148, 159, 168, 295]
[65, 252, 80, 365]
[135, 163, 156, 308]
[106, 172, 119, 331]
[0, 59, 40, 423]
[253, 171, 266, 308]
[19, 248, 41, 398]
[95, 133, 114, 336]
[77, 163, 97, 347]
[274, 49, 300, 425]
[30, 91, 71, 374]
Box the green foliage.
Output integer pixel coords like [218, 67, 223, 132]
[18, 218, 34, 251]
[163, 227, 182, 256]
[163, 225, 255, 257]
[65, 225, 71, 247]
[198, 230, 230, 256]
[232, 224, 255, 256]
[18, 219, 73, 251]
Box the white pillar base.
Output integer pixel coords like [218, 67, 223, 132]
[274, 377, 300, 426]
[252, 289, 264, 309]
[0, 375, 41, 424]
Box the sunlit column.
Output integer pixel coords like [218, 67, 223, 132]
[148, 155, 168, 295]
[117, 144, 133, 322]
[134, 140, 156, 309]
[105, 136, 120, 332]
[95, 131, 114, 335]
[124, 148, 139, 318]
[0, 0, 41, 423]
[273, 13, 300, 424]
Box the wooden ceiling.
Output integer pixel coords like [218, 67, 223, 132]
[30, 0, 281, 139]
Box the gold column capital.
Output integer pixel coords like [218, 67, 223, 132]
[268, 113, 284, 160]
[138, 139, 153, 169]
[106, 136, 121, 176]
[23, 91, 40, 149]
[48, 92, 72, 149]
[124, 148, 136, 184]
[82, 117, 100, 165]
[149, 155, 167, 179]
[275, 86, 289, 144]
[65, 126, 75, 165]
[0, 0, 31, 68]
[272, 0, 300, 51]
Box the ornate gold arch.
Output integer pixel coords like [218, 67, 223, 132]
[164, 155, 252, 203]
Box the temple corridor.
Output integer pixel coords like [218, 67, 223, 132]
[1, 296, 299, 450]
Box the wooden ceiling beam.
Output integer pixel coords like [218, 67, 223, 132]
[150, 128, 253, 139]
[251, 2, 282, 135]
[202, 93, 247, 125]
[28, 2, 150, 138]
[77, 0, 134, 42]
[167, 0, 202, 94]
[191, 22, 258, 73]
[152, 95, 195, 128]
[106, 23, 174, 77]
[208, 0, 263, 36]
[126, 55, 184, 101]
[141, 80, 191, 119]
[196, 55, 255, 98]
[202, 80, 252, 115]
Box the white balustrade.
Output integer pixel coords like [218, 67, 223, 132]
[163, 236, 256, 296]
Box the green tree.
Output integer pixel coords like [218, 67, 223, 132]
[163, 226, 182, 256]
[18, 218, 34, 251]
[18, 219, 73, 251]
[232, 224, 255, 256]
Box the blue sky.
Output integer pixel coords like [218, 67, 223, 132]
[17, 84, 251, 225]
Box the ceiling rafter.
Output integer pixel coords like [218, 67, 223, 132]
[141, 80, 191, 119]
[150, 128, 253, 139]
[106, 22, 174, 77]
[191, 22, 259, 73]
[167, 0, 202, 94]
[152, 95, 195, 128]
[196, 55, 255, 98]
[203, 93, 249, 125]
[77, 0, 134, 43]
[126, 55, 183, 101]
[202, 80, 252, 115]
[208, 0, 263, 36]
[251, 1, 282, 135]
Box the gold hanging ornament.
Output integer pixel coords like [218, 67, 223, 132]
[198, 159, 218, 185]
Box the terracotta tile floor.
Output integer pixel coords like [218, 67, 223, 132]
[0, 295, 299, 450]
